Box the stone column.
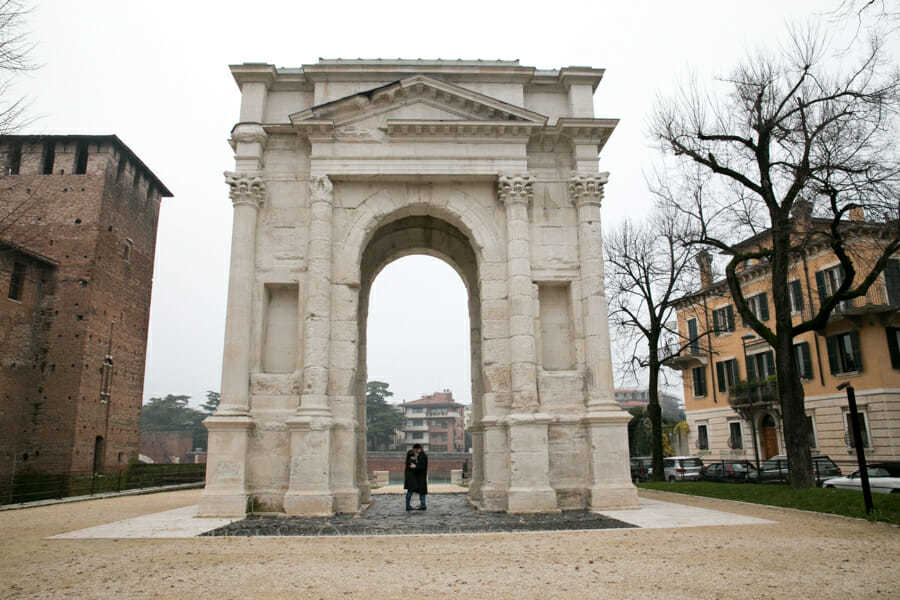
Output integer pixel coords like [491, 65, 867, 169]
[497, 174, 557, 513]
[284, 175, 335, 515]
[197, 171, 264, 516]
[569, 173, 638, 511]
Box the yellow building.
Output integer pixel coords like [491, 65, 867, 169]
[666, 206, 900, 469]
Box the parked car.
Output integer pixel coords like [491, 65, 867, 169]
[759, 454, 841, 484]
[630, 456, 653, 482]
[699, 460, 759, 483]
[663, 456, 704, 482]
[823, 462, 900, 494]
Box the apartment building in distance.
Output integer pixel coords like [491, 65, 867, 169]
[666, 201, 900, 469]
[0, 135, 171, 490]
[399, 390, 466, 452]
[614, 388, 685, 422]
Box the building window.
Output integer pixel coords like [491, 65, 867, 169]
[74, 141, 89, 175]
[8, 261, 25, 300]
[745, 293, 770, 322]
[411, 419, 423, 427]
[728, 421, 743, 449]
[715, 358, 738, 393]
[816, 265, 851, 312]
[886, 327, 900, 369]
[692, 366, 707, 397]
[789, 280, 804, 314]
[412, 432, 423, 440]
[843, 409, 871, 448]
[807, 415, 818, 448]
[885, 259, 900, 306]
[712, 305, 735, 335]
[41, 141, 55, 174]
[793, 341, 813, 380]
[687, 318, 700, 354]
[826, 331, 862, 374]
[746, 350, 775, 381]
[697, 423, 709, 450]
[7, 142, 21, 175]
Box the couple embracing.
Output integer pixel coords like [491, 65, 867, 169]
[404, 443, 428, 511]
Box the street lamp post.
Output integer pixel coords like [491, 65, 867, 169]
[837, 382, 874, 515]
[741, 334, 762, 473]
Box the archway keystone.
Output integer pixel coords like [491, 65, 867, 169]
[199, 59, 638, 517]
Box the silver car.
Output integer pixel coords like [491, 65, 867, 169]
[663, 456, 704, 482]
[824, 463, 900, 494]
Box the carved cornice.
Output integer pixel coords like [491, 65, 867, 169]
[229, 122, 268, 150]
[568, 173, 609, 208]
[224, 171, 265, 209]
[309, 175, 334, 204]
[497, 174, 534, 206]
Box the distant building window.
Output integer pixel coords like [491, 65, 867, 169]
[41, 141, 55, 175]
[728, 421, 743, 449]
[826, 331, 862, 374]
[411, 419, 423, 427]
[712, 305, 735, 335]
[687, 318, 700, 354]
[789, 280, 804, 314]
[843, 409, 870, 448]
[746, 350, 775, 381]
[412, 432, 423, 440]
[745, 293, 770, 322]
[816, 265, 851, 312]
[692, 366, 707, 397]
[8, 261, 25, 300]
[793, 341, 813, 379]
[885, 327, 900, 369]
[885, 259, 900, 306]
[74, 141, 89, 174]
[697, 423, 709, 450]
[715, 358, 738, 393]
[7, 142, 21, 175]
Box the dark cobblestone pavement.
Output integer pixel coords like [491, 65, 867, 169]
[202, 493, 635, 537]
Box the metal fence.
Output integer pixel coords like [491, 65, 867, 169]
[2, 463, 206, 506]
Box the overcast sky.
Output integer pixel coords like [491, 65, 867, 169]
[15, 0, 874, 407]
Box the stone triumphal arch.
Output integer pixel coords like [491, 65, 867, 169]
[199, 59, 638, 517]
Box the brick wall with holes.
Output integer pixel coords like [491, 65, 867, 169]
[0, 136, 166, 485]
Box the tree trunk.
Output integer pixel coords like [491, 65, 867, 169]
[771, 213, 815, 488]
[647, 347, 665, 482]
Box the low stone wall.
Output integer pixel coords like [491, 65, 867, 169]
[367, 452, 471, 483]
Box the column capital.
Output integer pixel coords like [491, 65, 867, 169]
[309, 175, 334, 205]
[230, 122, 268, 147]
[497, 173, 534, 206]
[568, 173, 609, 208]
[225, 171, 266, 209]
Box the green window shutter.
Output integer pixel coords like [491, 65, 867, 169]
[688, 319, 699, 353]
[826, 336, 840, 374]
[885, 260, 900, 305]
[726, 359, 738, 386]
[712, 310, 720, 333]
[815, 270, 827, 306]
[745, 354, 757, 381]
[764, 351, 775, 376]
[759, 293, 769, 320]
[790, 280, 803, 313]
[692, 368, 700, 395]
[886, 327, 900, 369]
[716, 362, 727, 393]
[849, 330, 863, 372]
[726, 305, 735, 331]
[801, 342, 813, 379]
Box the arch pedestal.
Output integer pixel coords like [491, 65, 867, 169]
[199, 59, 638, 517]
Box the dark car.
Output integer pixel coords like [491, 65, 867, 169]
[700, 460, 759, 483]
[630, 456, 653, 482]
[759, 454, 841, 484]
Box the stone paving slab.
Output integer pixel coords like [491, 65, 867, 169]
[47, 493, 774, 539]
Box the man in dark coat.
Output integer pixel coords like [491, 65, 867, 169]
[403, 444, 428, 511]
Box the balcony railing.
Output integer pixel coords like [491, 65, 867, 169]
[727, 377, 777, 411]
[827, 282, 898, 319]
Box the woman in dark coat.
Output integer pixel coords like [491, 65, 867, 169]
[404, 444, 428, 511]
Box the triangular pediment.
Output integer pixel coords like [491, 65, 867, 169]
[289, 75, 548, 129]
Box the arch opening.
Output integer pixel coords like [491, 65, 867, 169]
[354, 215, 484, 504]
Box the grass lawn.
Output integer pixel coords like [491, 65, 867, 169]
[638, 481, 900, 525]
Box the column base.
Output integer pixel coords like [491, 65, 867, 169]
[589, 483, 640, 511]
[197, 493, 249, 518]
[283, 491, 334, 516]
[507, 486, 559, 513]
[478, 486, 509, 512]
[333, 488, 361, 514]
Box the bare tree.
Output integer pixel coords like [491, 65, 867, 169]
[605, 205, 697, 480]
[0, 0, 34, 135]
[650, 25, 900, 487]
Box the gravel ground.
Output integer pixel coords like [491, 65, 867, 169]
[1, 488, 897, 599]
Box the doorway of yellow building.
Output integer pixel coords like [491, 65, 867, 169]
[760, 414, 779, 459]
